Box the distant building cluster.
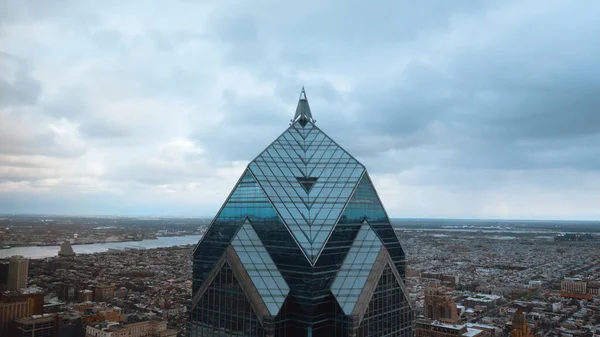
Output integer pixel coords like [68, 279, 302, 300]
[0, 213, 599, 337]
[554, 233, 595, 242]
[0, 216, 206, 248]
[0, 244, 191, 336]
[401, 227, 600, 337]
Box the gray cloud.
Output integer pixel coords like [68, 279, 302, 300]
[79, 119, 131, 139]
[0, 52, 42, 107]
[0, 119, 86, 158]
[44, 87, 87, 118]
[1, 0, 600, 218]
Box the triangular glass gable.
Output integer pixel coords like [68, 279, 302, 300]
[330, 222, 383, 315]
[231, 221, 290, 316]
[249, 121, 365, 263]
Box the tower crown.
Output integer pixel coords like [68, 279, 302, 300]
[292, 87, 315, 126]
[191, 88, 412, 335]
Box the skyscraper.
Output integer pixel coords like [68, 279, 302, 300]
[7, 256, 28, 291]
[189, 89, 413, 337]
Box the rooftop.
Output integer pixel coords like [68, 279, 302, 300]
[463, 328, 484, 337]
[14, 314, 55, 324]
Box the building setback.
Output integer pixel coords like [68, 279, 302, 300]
[189, 89, 414, 336]
[8, 315, 55, 337]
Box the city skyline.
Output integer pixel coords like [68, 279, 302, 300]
[3, 213, 600, 223]
[3, 1, 600, 219]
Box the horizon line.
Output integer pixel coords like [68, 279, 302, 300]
[0, 213, 599, 222]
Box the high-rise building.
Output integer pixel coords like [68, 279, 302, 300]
[7, 256, 28, 291]
[424, 281, 459, 324]
[58, 242, 76, 257]
[189, 89, 413, 336]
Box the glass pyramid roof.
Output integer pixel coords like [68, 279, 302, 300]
[248, 92, 365, 263]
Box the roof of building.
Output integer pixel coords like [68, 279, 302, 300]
[463, 328, 484, 337]
[14, 314, 55, 324]
[467, 323, 498, 330]
[242, 88, 369, 263]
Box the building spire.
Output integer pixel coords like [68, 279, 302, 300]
[292, 87, 315, 127]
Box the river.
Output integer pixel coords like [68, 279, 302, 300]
[0, 235, 202, 259]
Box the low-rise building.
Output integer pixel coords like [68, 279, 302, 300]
[93, 285, 115, 303]
[560, 277, 595, 299]
[85, 318, 176, 337]
[73, 303, 125, 325]
[416, 320, 485, 337]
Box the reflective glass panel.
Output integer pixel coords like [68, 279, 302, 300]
[330, 222, 383, 315]
[232, 221, 291, 316]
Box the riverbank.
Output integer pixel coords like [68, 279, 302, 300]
[0, 235, 202, 259]
[0, 233, 202, 249]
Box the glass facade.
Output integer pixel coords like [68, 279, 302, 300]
[356, 265, 414, 337]
[189, 90, 413, 337]
[190, 263, 266, 336]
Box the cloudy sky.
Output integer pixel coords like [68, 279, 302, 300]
[1, 1, 600, 219]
